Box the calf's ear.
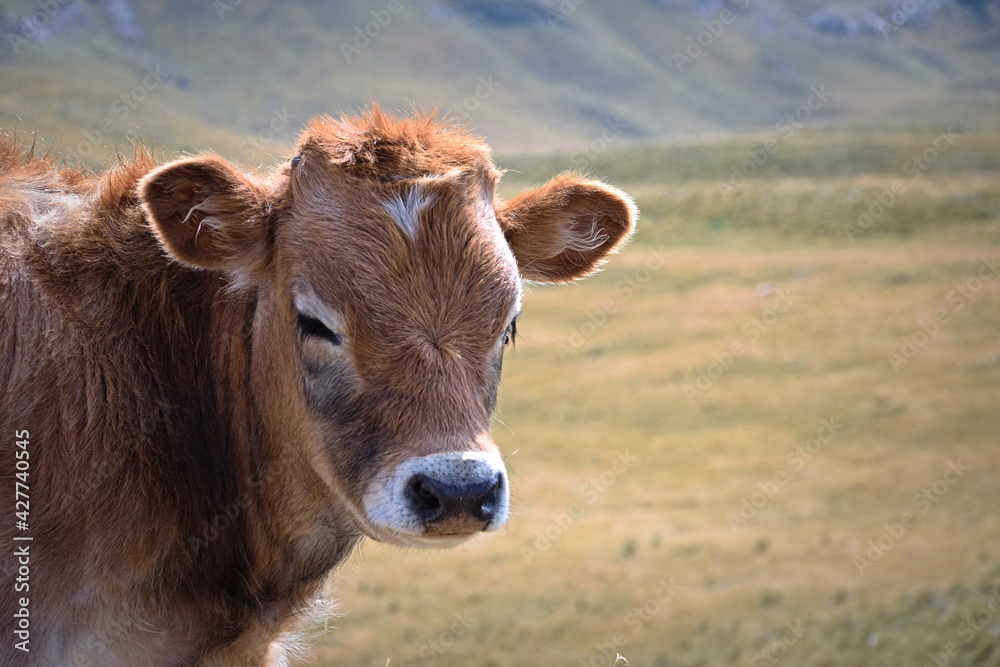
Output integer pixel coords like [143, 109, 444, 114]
[139, 156, 271, 273]
[497, 174, 637, 283]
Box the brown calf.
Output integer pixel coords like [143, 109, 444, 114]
[0, 109, 636, 665]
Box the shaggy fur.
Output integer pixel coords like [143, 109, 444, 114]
[0, 109, 636, 665]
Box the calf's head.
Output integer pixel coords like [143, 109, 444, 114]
[139, 111, 636, 548]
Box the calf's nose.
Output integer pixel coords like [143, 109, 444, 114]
[363, 451, 510, 544]
[405, 470, 505, 531]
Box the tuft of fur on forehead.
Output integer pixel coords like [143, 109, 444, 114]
[296, 106, 496, 181]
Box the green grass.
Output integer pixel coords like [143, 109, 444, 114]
[300, 129, 1000, 666]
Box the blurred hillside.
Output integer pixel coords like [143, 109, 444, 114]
[1, 0, 999, 162]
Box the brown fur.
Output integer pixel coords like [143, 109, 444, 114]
[0, 110, 636, 665]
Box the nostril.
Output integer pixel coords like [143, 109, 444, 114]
[406, 475, 444, 522]
[477, 473, 505, 522]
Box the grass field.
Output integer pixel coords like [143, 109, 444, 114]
[297, 128, 1000, 666]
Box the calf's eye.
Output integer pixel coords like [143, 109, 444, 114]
[503, 318, 518, 347]
[297, 313, 342, 346]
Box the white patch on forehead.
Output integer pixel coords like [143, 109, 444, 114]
[384, 186, 436, 239]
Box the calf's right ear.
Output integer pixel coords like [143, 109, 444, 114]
[139, 156, 271, 273]
[497, 174, 637, 284]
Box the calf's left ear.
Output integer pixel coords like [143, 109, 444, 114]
[139, 156, 271, 273]
[497, 174, 637, 283]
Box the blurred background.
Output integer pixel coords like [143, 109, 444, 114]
[3, 1, 1000, 665]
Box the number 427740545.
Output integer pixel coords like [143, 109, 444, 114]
[14, 430, 30, 530]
